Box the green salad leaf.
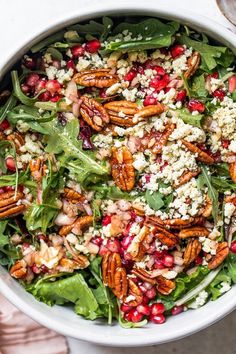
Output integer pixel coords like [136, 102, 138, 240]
[0, 94, 17, 124]
[31, 30, 65, 53]
[105, 19, 179, 52]
[11, 71, 43, 106]
[0, 220, 21, 266]
[90, 184, 134, 200]
[207, 269, 232, 300]
[191, 74, 208, 98]
[145, 185, 173, 212]
[226, 253, 236, 284]
[69, 16, 113, 40]
[177, 108, 203, 128]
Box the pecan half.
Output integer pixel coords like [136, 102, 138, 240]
[184, 52, 201, 79]
[208, 242, 229, 269]
[59, 257, 89, 270]
[63, 188, 85, 203]
[133, 103, 164, 122]
[6, 132, 25, 153]
[183, 239, 202, 265]
[74, 69, 118, 88]
[156, 275, 175, 295]
[113, 267, 128, 300]
[10, 259, 27, 279]
[127, 226, 151, 261]
[179, 226, 210, 239]
[181, 140, 214, 165]
[229, 162, 236, 183]
[151, 123, 175, 154]
[59, 215, 93, 236]
[0, 191, 25, 219]
[124, 278, 143, 306]
[29, 158, 47, 183]
[201, 195, 212, 218]
[153, 225, 179, 247]
[147, 216, 204, 230]
[173, 169, 200, 188]
[111, 146, 135, 191]
[132, 268, 157, 285]
[80, 96, 110, 131]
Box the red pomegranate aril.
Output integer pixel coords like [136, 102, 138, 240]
[146, 287, 156, 299]
[228, 75, 236, 93]
[142, 295, 149, 305]
[85, 39, 101, 53]
[154, 259, 165, 269]
[176, 89, 187, 102]
[22, 242, 30, 251]
[152, 66, 165, 76]
[45, 80, 61, 95]
[50, 95, 62, 102]
[21, 84, 30, 94]
[150, 74, 169, 92]
[121, 303, 133, 313]
[107, 239, 120, 253]
[99, 89, 107, 98]
[137, 304, 151, 316]
[26, 73, 40, 87]
[124, 311, 133, 322]
[130, 309, 144, 323]
[23, 57, 36, 70]
[98, 245, 109, 256]
[230, 240, 236, 254]
[121, 235, 134, 250]
[41, 265, 49, 273]
[66, 59, 75, 70]
[143, 95, 157, 106]
[171, 305, 184, 316]
[124, 69, 137, 82]
[92, 236, 103, 246]
[38, 234, 47, 241]
[0, 119, 10, 131]
[139, 284, 147, 293]
[35, 79, 47, 93]
[195, 255, 203, 265]
[71, 45, 85, 58]
[151, 302, 165, 315]
[102, 215, 111, 226]
[143, 281, 153, 290]
[32, 264, 41, 274]
[39, 91, 52, 101]
[4, 185, 14, 191]
[170, 44, 185, 58]
[221, 139, 230, 149]
[150, 314, 166, 324]
[163, 254, 174, 268]
[213, 89, 225, 101]
[5, 157, 16, 172]
[187, 99, 205, 113]
[0, 188, 5, 194]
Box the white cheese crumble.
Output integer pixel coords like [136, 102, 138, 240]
[188, 290, 208, 309]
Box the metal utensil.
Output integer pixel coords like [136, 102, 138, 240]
[217, 0, 236, 26]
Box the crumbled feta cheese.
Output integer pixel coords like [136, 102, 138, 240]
[224, 202, 236, 224]
[133, 152, 148, 171]
[219, 281, 231, 294]
[188, 290, 208, 309]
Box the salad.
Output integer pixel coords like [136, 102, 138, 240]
[0, 16, 236, 328]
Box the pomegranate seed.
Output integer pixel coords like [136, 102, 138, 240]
[22, 243, 30, 251]
[230, 240, 236, 253]
[5, 157, 16, 172]
[143, 281, 153, 290]
[32, 264, 41, 274]
[0, 188, 5, 194]
[124, 311, 133, 322]
[137, 304, 151, 316]
[176, 89, 187, 102]
[38, 91, 52, 101]
[85, 39, 101, 53]
[124, 69, 137, 82]
[26, 73, 40, 87]
[170, 44, 185, 58]
[228, 75, 236, 93]
[121, 235, 134, 250]
[41, 265, 49, 273]
[21, 84, 30, 94]
[45, 80, 61, 95]
[154, 259, 165, 269]
[150, 74, 170, 92]
[213, 89, 225, 101]
[221, 139, 230, 149]
[187, 99, 205, 113]
[171, 305, 184, 316]
[102, 215, 111, 226]
[66, 59, 75, 70]
[38, 234, 47, 241]
[142, 295, 149, 305]
[207, 72, 219, 81]
[99, 89, 107, 98]
[150, 314, 166, 324]
[151, 303, 165, 315]
[139, 284, 147, 293]
[121, 303, 133, 312]
[129, 309, 144, 323]
[71, 45, 85, 58]
[4, 185, 14, 191]
[0, 119, 10, 131]
[195, 255, 203, 265]
[50, 95, 62, 102]
[23, 57, 36, 70]
[35, 79, 47, 93]
[163, 254, 174, 268]
[98, 245, 109, 256]
[143, 95, 157, 106]
[92, 236, 103, 246]
[152, 66, 165, 76]
[160, 48, 168, 55]
[107, 239, 120, 253]
[146, 287, 156, 299]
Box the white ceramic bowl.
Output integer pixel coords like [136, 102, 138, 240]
[0, 0, 236, 346]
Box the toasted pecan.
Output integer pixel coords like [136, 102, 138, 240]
[63, 188, 85, 203]
[127, 226, 151, 261]
[153, 225, 179, 247]
[184, 51, 201, 79]
[146, 216, 204, 230]
[10, 259, 27, 279]
[179, 226, 210, 239]
[0, 191, 25, 219]
[229, 162, 236, 183]
[59, 215, 93, 236]
[111, 146, 135, 191]
[29, 158, 47, 183]
[132, 268, 157, 285]
[80, 96, 110, 131]
[124, 278, 143, 306]
[156, 275, 176, 295]
[181, 140, 214, 165]
[208, 242, 229, 269]
[173, 169, 200, 188]
[74, 69, 118, 88]
[183, 239, 202, 265]
[152, 123, 175, 154]
[6, 132, 25, 153]
[201, 195, 213, 218]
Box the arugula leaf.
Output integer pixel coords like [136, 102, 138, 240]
[11, 71, 43, 106]
[0, 94, 17, 124]
[207, 269, 231, 300]
[43, 119, 108, 182]
[0, 220, 21, 266]
[198, 166, 219, 222]
[177, 108, 203, 128]
[179, 35, 234, 71]
[105, 19, 179, 52]
[31, 30, 65, 53]
[191, 74, 208, 98]
[69, 16, 113, 40]
[90, 184, 134, 200]
[211, 176, 236, 192]
[145, 187, 173, 212]
[0, 170, 36, 189]
[226, 253, 236, 283]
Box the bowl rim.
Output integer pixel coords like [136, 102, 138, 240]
[0, 0, 236, 346]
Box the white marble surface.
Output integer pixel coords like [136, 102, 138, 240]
[0, 0, 235, 353]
